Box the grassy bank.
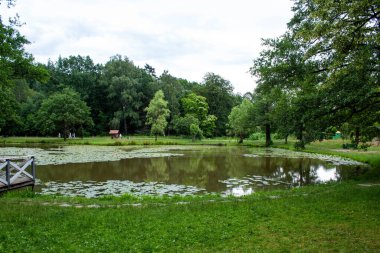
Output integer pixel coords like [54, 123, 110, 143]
[0, 136, 237, 146]
[1, 182, 379, 252]
[274, 139, 380, 169]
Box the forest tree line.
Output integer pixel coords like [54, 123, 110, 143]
[228, 0, 380, 148]
[1, 0, 379, 147]
[1, 53, 242, 137]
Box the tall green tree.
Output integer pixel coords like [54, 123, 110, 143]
[158, 71, 185, 134]
[44, 55, 105, 134]
[0, 0, 48, 134]
[145, 90, 170, 141]
[250, 34, 322, 148]
[289, 0, 380, 144]
[181, 92, 209, 122]
[35, 88, 93, 140]
[199, 73, 237, 136]
[227, 99, 254, 143]
[173, 92, 217, 137]
[271, 91, 294, 144]
[102, 55, 155, 134]
[251, 92, 276, 147]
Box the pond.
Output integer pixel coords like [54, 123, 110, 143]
[0, 145, 368, 197]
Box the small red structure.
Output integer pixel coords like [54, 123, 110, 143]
[109, 130, 120, 139]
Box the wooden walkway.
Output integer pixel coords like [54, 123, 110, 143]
[0, 156, 36, 192]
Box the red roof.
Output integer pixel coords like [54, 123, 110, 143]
[109, 130, 119, 134]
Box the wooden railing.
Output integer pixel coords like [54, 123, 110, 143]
[0, 156, 35, 191]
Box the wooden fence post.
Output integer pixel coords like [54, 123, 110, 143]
[6, 159, 10, 187]
[31, 156, 36, 181]
[31, 156, 36, 191]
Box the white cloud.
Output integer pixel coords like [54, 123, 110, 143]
[7, 0, 293, 94]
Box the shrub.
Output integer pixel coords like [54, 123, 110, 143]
[359, 143, 371, 151]
[294, 141, 305, 150]
[248, 132, 265, 141]
[342, 143, 358, 149]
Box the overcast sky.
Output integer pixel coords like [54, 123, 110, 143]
[6, 0, 294, 94]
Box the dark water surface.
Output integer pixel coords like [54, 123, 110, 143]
[32, 146, 367, 197]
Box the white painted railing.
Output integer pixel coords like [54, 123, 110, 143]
[0, 156, 35, 188]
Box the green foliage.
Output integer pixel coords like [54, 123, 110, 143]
[179, 92, 217, 137]
[250, 0, 380, 148]
[294, 140, 305, 150]
[181, 92, 209, 122]
[35, 88, 93, 139]
[228, 99, 254, 143]
[0, 1, 48, 134]
[172, 114, 199, 136]
[158, 71, 184, 126]
[200, 115, 217, 138]
[248, 132, 265, 141]
[199, 72, 238, 135]
[102, 55, 157, 134]
[190, 123, 203, 141]
[145, 90, 170, 140]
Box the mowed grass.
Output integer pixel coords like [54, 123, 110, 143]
[1, 182, 379, 252]
[275, 139, 380, 170]
[0, 136, 238, 146]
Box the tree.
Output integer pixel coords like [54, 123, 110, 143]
[227, 99, 254, 143]
[199, 73, 237, 136]
[158, 71, 185, 134]
[35, 88, 93, 140]
[180, 92, 218, 137]
[250, 34, 323, 148]
[172, 114, 199, 136]
[44, 55, 106, 134]
[181, 92, 209, 122]
[190, 123, 203, 142]
[271, 91, 294, 144]
[288, 0, 380, 145]
[200, 115, 217, 138]
[0, 0, 48, 134]
[103, 55, 146, 134]
[145, 90, 170, 141]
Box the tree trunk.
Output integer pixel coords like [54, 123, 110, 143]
[265, 124, 271, 147]
[63, 123, 67, 141]
[155, 134, 157, 142]
[238, 134, 244, 144]
[123, 117, 127, 135]
[284, 134, 288, 144]
[354, 128, 360, 144]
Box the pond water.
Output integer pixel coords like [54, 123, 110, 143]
[0, 145, 368, 197]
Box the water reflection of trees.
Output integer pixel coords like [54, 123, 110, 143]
[38, 146, 366, 193]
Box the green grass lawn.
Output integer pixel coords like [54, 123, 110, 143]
[274, 139, 380, 170]
[1, 137, 379, 251]
[0, 135, 238, 146]
[1, 182, 379, 252]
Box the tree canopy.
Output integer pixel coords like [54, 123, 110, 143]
[35, 88, 93, 140]
[145, 90, 170, 141]
[2, 0, 378, 145]
[249, 0, 380, 148]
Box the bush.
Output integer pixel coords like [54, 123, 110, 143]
[248, 132, 265, 141]
[294, 141, 305, 150]
[359, 143, 371, 151]
[342, 143, 358, 149]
